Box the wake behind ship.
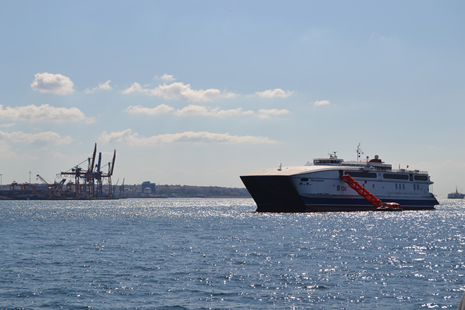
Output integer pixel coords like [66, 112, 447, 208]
[240, 151, 439, 212]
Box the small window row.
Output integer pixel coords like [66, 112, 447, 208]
[383, 174, 409, 180]
[346, 172, 377, 178]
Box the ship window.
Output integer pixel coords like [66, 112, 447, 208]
[414, 175, 428, 181]
[403, 184, 405, 190]
[396, 184, 397, 189]
[346, 172, 377, 178]
[301, 178, 308, 182]
[314, 159, 342, 165]
[383, 173, 409, 180]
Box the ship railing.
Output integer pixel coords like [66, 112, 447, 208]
[391, 169, 428, 175]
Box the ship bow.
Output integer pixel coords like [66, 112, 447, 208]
[240, 175, 305, 212]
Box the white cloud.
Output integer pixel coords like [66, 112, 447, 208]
[0, 123, 15, 128]
[31, 72, 75, 95]
[249, 88, 294, 98]
[122, 81, 237, 103]
[125, 104, 175, 115]
[314, 100, 330, 106]
[173, 105, 254, 117]
[122, 82, 144, 94]
[124, 104, 291, 119]
[99, 129, 278, 145]
[84, 80, 112, 94]
[0, 104, 95, 124]
[0, 130, 72, 145]
[154, 74, 176, 82]
[257, 109, 291, 119]
[123, 104, 288, 119]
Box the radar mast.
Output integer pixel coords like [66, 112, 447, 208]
[356, 144, 362, 162]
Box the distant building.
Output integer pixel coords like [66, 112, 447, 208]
[141, 181, 156, 195]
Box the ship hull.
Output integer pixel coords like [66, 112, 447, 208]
[447, 194, 465, 199]
[240, 175, 306, 212]
[241, 175, 438, 212]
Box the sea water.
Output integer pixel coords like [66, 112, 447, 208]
[1, 198, 465, 309]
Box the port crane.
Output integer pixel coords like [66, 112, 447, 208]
[93, 149, 116, 197]
[119, 178, 125, 197]
[341, 174, 402, 211]
[36, 174, 66, 198]
[60, 143, 116, 198]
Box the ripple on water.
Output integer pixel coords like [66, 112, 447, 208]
[1, 198, 465, 309]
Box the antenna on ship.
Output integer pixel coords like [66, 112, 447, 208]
[357, 143, 362, 162]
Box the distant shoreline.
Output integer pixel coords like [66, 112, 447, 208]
[0, 183, 251, 200]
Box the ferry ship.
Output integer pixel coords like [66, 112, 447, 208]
[447, 187, 465, 199]
[240, 148, 439, 212]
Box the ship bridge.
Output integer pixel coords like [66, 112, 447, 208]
[310, 152, 343, 166]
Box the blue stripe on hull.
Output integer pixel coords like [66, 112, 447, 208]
[301, 195, 438, 211]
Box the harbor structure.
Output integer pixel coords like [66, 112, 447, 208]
[0, 144, 117, 200]
[142, 181, 156, 195]
[60, 143, 116, 199]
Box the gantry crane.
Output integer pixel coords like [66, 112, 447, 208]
[36, 174, 51, 189]
[60, 143, 116, 198]
[36, 174, 66, 198]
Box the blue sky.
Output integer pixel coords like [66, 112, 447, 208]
[0, 1, 464, 196]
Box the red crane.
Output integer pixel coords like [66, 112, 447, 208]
[341, 174, 402, 211]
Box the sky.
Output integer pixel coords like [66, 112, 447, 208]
[0, 1, 464, 197]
